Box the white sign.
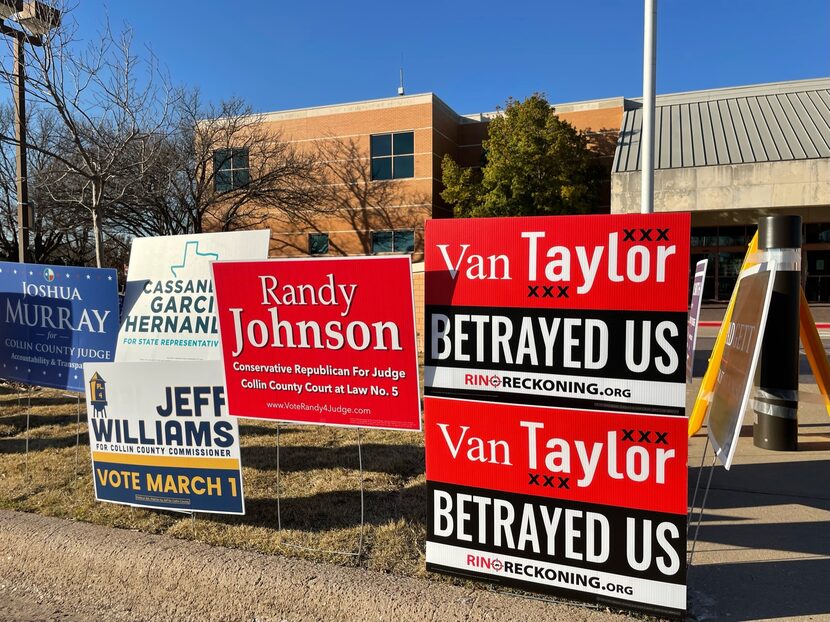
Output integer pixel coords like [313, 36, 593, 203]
[707, 262, 776, 469]
[116, 230, 270, 361]
[686, 259, 708, 382]
[84, 360, 245, 514]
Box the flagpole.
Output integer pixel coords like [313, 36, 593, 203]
[641, 0, 657, 214]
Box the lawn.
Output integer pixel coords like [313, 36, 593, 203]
[0, 383, 430, 577]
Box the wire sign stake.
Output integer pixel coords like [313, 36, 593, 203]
[274, 425, 365, 559]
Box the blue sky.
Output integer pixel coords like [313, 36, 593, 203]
[71, 1, 829, 115]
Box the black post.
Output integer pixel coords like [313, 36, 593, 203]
[753, 215, 802, 451]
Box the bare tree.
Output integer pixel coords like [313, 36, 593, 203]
[0, 102, 85, 263]
[112, 89, 324, 238]
[0, 4, 171, 267]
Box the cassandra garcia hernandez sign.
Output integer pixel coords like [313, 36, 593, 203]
[117, 230, 270, 362]
[212, 256, 420, 430]
[0, 261, 118, 392]
[85, 360, 244, 514]
[424, 213, 690, 617]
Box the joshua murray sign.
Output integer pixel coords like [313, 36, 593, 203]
[0, 261, 119, 392]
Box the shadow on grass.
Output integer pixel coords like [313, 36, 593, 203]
[0, 395, 79, 407]
[241, 443, 424, 477]
[204, 484, 427, 532]
[0, 431, 88, 453]
[237, 423, 296, 437]
[0, 413, 79, 436]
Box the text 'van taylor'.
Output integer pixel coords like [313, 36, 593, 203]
[424, 213, 690, 415]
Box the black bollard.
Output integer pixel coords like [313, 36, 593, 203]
[753, 215, 801, 451]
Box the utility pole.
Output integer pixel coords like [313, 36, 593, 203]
[13, 30, 28, 262]
[641, 0, 657, 214]
[0, 1, 62, 263]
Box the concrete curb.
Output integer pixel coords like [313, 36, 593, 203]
[0, 510, 631, 622]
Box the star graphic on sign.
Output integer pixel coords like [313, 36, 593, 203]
[58, 373, 62, 377]
[14, 366, 18, 370]
[65, 273, 70, 278]
[12, 269, 16, 274]
[28, 270, 32, 276]
[73, 374, 78, 379]
[107, 276, 112, 281]
[0, 268, 3, 273]
[26, 368, 30, 373]
[42, 371, 46, 375]
[85, 275, 91, 279]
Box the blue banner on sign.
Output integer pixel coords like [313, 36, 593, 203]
[0, 261, 119, 392]
[91, 461, 244, 514]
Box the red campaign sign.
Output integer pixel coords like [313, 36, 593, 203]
[212, 256, 421, 430]
[425, 213, 690, 312]
[425, 397, 687, 515]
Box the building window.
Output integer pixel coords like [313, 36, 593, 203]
[309, 233, 329, 255]
[393, 229, 414, 253]
[213, 148, 250, 192]
[372, 229, 415, 254]
[370, 132, 414, 180]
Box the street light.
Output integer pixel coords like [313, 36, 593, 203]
[0, 0, 60, 263]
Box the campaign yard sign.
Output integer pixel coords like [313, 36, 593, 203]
[707, 262, 776, 469]
[0, 261, 119, 392]
[84, 360, 244, 514]
[426, 397, 687, 613]
[116, 229, 270, 362]
[424, 213, 690, 416]
[424, 213, 690, 617]
[212, 256, 420, 430]
[686, 259, 708, 382]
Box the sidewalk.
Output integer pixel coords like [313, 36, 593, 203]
[686, 372, 830, 621]
[0, 508, 631, 622]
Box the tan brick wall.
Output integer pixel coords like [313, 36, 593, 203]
[412, 267, 425, 357]
[220, 96, 622, 256]
[248, 97, 445, 259]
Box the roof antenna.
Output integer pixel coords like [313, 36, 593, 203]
[398, 55, 405, 96]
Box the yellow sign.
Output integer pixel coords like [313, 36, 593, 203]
[800, 288, 830, 418]
[688, 232, 759, 437]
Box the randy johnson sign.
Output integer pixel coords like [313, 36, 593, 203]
[212, 256, 420, 430]
[424, 213, 690, 617]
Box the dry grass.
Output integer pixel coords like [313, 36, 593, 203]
[0, 383, 665, 621]
[0, 383, 435, 579]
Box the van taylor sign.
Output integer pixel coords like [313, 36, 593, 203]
[116, 230, 270, 362]
[424, 213, 690, 416]
[425, 397, 687, 613]
[0, 261, 118, 392]
[424, 213, 690, 617]
[212, 256, 420, 430]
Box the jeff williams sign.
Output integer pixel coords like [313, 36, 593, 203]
[117, 230, 270, 362]
[424, 213, 690, 416]
[0, 262, 119, 392]
[84, 361, 245, 514]
[212, 256, 420, 430]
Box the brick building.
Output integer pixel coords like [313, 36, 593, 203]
[239, 93, 622, 262]
[219, 77, 830, 306]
